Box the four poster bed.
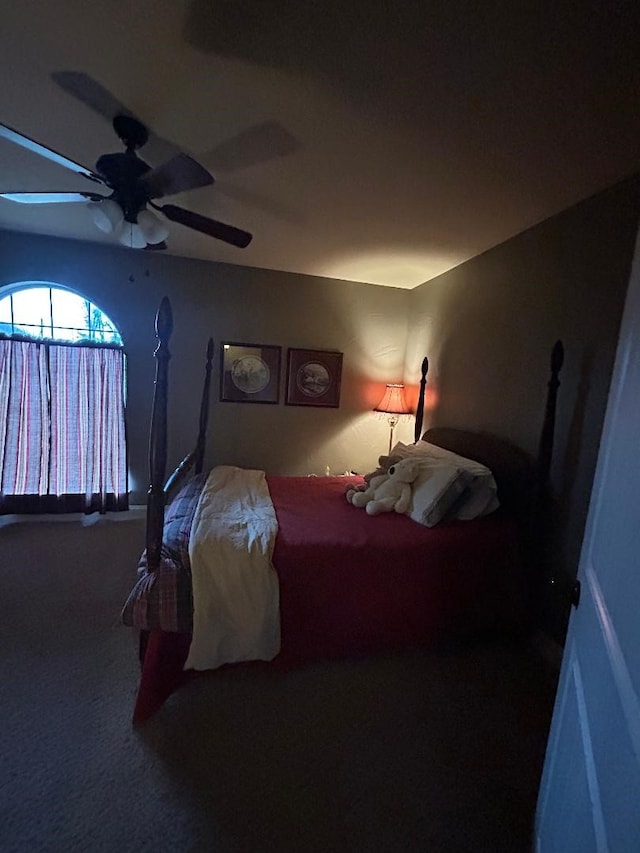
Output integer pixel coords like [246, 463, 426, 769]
[122, 298, 564, 724]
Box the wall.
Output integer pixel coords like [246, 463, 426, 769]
[0, 230, 415, 502]
[2, 176, 639, 641]
[407, 175, 640, 638]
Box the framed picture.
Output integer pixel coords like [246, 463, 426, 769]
[286, 348, 343, 407]
[220, 342, 281, 404]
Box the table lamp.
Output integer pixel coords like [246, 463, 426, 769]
[374, 383, 410, 454]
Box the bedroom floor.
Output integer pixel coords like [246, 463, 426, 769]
[0, 516, 559, 853]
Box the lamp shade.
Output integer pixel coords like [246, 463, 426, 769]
[374, 383, 410, 415]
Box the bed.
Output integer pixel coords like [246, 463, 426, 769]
[123, 298, 563, 724]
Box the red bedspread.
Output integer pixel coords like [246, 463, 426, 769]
[271, 475, 523, 661]
[133, 475, 525, 723]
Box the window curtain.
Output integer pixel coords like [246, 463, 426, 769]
[0, 339, 128, 513]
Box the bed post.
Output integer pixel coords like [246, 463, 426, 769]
[536, 340, 564, 491]
[195, 338, 214, 474]
[528, 339, 564, 622]
[414, 357, 429, 444]
[146, 297, 173, 572]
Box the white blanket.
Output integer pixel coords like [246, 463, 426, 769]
[183, 466, 280, 671]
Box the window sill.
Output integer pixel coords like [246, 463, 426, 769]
[0, 504, 147, 529]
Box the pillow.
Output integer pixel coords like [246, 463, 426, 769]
[391, 441, 500, 520]
[409, 463, 475, 527]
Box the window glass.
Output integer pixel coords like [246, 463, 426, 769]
[10, 287, 51, 337]
[50, 288, 85, 342]
[0, 284, 123, 346]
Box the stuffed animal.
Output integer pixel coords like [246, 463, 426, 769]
[350, 457, 422, 515]
[344, 452, 403, 503]
[364, 452, 403, 486]
[346, 472, 388, 505]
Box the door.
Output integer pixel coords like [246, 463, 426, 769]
[535, 227, 640, 852]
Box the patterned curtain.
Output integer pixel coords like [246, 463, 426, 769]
[0, 339, 128, 513]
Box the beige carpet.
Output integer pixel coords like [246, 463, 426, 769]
[0, 515, 558, 852]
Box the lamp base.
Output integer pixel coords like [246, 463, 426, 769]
[387, 415, 399, 455]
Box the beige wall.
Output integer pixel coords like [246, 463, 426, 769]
[0, 230, 415, 501]
[1, 176, 639, 640]
[407, 175, 640, 633]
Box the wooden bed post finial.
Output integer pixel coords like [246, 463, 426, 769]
[146, 297, 173, 571]
[414, 356, 429, 444]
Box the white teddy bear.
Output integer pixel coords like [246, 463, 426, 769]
[348, 457, 422, 516]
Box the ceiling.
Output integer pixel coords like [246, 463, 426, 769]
[1, 0, 639, 289]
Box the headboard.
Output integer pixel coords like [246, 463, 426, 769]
[421, 427, 535, 517]
[420, 341, 564, 519]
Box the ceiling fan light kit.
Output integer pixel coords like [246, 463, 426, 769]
[89, 198, 123, 233]
[118, 221, 147, 249]
[0, 74, 253, 252]
[89, 197, 170, 247]
[136, 209, 170, 245]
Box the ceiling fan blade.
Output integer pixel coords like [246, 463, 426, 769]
[0, 191, 106, 204]
[51, 71, 134, 122]
[141, 153, 215, 199]
[203, 121, 301, 173]
[0, 123, 103, 183]
[155, 203, 252, 248]
[51, 71, 184, 164]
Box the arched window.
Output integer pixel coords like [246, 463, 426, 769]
[0, 283, 122, 345]
[0, 283, 128, 514]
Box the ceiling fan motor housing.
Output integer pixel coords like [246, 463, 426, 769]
[95, 151, 151, 222]
[112, 114, 148, 151]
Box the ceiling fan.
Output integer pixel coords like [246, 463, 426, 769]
[0, 73, 254, 250]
